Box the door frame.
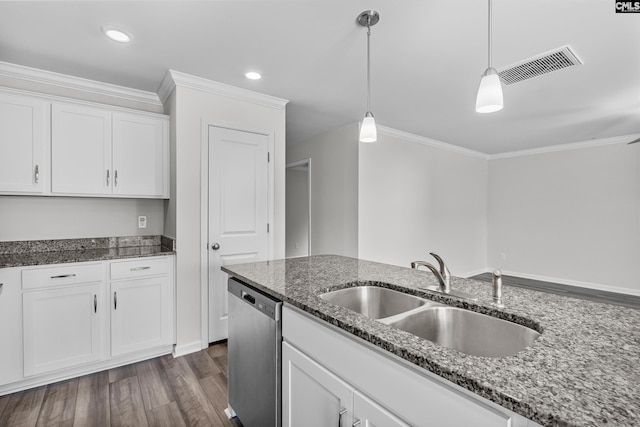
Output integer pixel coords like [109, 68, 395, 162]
[199, 118, 275, 348]
[285, 158, 312, 257]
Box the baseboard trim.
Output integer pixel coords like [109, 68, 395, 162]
[172, 341, 203, 358]
[474, 268, 640, 297]
[458, 268, 491, 279]
[0, 346, 173, 397]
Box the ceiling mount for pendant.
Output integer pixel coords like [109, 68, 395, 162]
[357, 10, 379, 27]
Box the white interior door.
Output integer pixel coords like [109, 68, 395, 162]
[208, 126, 270, 343]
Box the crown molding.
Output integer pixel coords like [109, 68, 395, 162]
[487, 133, 640, 160]
[377, 125, 490, 160]
[0, 61, 162, 107]
[159, 69, 288, 109]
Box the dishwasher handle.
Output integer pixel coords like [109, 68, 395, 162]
[241, 290, 256, 304]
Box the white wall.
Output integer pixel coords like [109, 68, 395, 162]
[0, 197, 164, 241]
[286, 123, 359, 257]
[166, 83, 286, 352]
[0, 67, 166, 242]
[488, 142, 640, 293]
[358, 129, 488, 276]
[285, 165, 309, 257]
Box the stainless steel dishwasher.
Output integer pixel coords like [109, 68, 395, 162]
[227, 277, 282, 427]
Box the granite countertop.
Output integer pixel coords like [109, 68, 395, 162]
[222, 255, 640, 427]
[0, 235, 175, 268]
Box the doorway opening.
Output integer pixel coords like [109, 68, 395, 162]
[286, 159, 311, 257]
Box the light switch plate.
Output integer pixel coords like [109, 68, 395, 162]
[138, 216, 147, 229]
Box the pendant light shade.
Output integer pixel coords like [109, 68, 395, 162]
[360, 112, 377, 143]
[476, 0, 503, 113]
[358, 10, 379, 143]
[476, 67, 503, 113]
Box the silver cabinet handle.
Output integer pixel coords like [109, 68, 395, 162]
[106, 170, 110, 186]
[34, 165, 39, 184]
[130, 266, 151, 271]
[352, 420, 361, 427]
[51, 273, 76, 279]
[94, 294, 97, 313]
[339, 408, 347, 427]
[114, 291, 117, 310]
[114, 170, 118, 187]
[211, 243, 220, 250]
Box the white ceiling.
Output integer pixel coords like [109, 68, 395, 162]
[1, 0, 639, 154]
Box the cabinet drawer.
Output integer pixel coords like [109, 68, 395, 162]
[22, 263, 103, 290]
[110, 257, 169, 280]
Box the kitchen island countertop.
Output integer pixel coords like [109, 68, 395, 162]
[222, 255, 640, 427]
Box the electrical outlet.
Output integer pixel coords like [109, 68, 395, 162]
[499, 252, 507, 261]
[138, 216, 147, 229]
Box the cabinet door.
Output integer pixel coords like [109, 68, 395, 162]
[354, 390, 410, 427]
[110, 276, 172, 357]
[283, 341, 353, 427]
[112, 112, 167, 197]
[23, 284, 104, 376]
[0, 93, 46, 194]
[51, 103, 112, 195]
[0, 268, 23, 385]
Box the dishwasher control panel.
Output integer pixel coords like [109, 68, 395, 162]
[228, 277, 281, 320]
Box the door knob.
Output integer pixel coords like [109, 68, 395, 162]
[211, 243, 220, 250]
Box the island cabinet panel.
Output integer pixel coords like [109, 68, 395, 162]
[353, 390, 411, 427]
[0, 92, 47, 195]
[0, 268, 23, 385]
[283, 341, 354, 427]
[282, 305, 523, 427]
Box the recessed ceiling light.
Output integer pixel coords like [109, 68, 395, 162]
[102, 26, 132, 43]
[245, 71, 262, 80]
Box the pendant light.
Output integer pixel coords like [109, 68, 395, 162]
[475, 0, 503, 113]
[358, 10, 380, 142]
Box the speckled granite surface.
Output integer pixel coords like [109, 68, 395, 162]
[222, 255, 640, 427]
[0, 235, 175, 268]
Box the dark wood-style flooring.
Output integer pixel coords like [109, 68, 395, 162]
[472, 272, 640, 310]
[0, 341, 243, 427]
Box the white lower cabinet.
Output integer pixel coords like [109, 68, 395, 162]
[23, 283, 104, 377]
[283, 305, 538, 427]
[354, 390, 411, 427]
[283, 341, 410, 427]
[0, 255, 175, 395]
[110, 260, 173, 357]
[283, 341, 353, 427]
[0, 268, 23, 385]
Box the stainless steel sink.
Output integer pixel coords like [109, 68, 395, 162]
[319, 286, 428, 319]
[382, 306, 541, 357]
[320, 285, 541, 357]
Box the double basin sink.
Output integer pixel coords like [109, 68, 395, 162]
[320, 285, 540, 358]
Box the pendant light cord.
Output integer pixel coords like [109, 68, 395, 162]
[488, 0, 492, 68]
[366, 18, 372, 113]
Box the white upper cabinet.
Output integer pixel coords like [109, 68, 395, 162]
[51, 102, 169, 198]
[112, 112, 168, 197]
[51, 103, 112, 195]
[0, 88, 169, 199]
[0, 92, 47, 194]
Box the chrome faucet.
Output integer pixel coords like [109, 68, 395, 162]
[411, 252, 451, 293]
[491, 269, 505, 308]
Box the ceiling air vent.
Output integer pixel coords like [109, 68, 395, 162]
[498, 46, 583, 85]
